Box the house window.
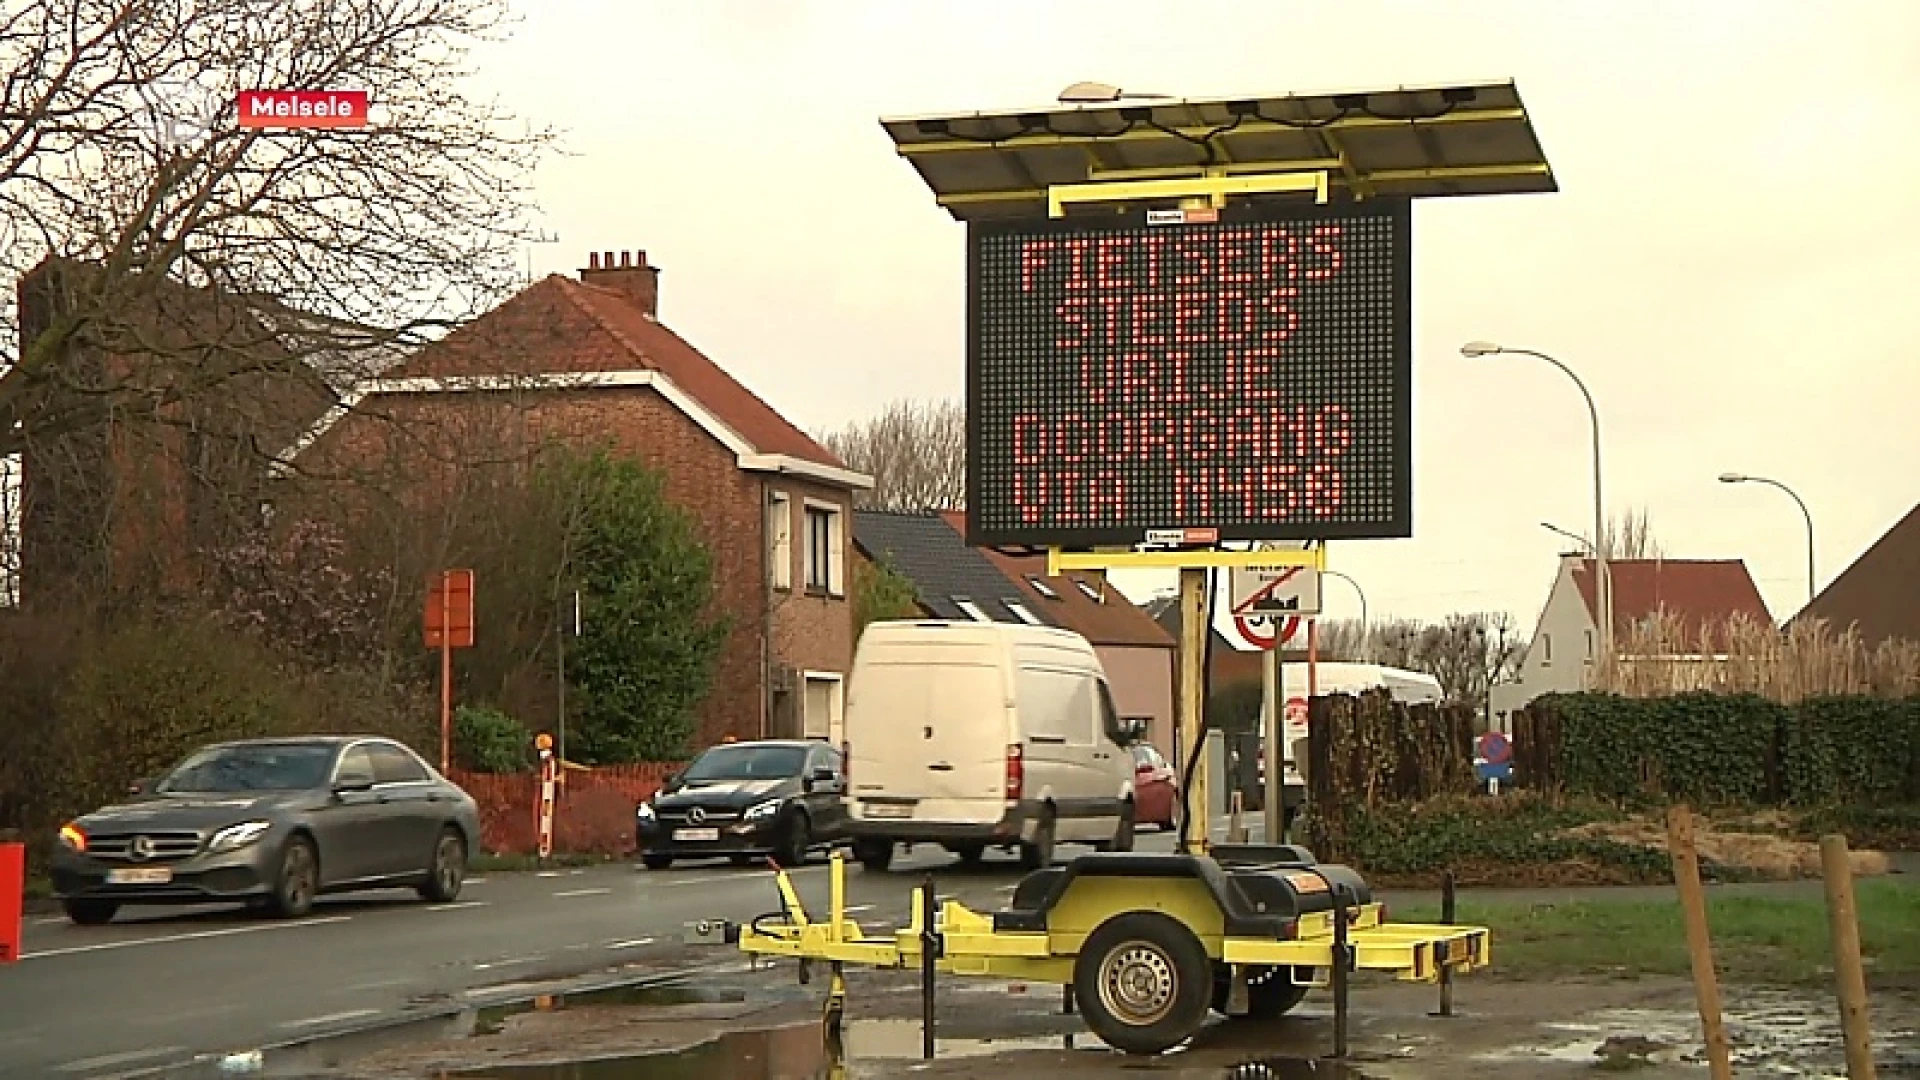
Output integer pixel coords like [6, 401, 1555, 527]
[1585, 629, 1594, 661]
[1005, 600, 1042, 625]
[803, 501, 844, 596]
[767, 492, 792, 591]
[1541, 633, 1553, 664]
[1026, 576, 1059, 599]
[1072, 578, 1103, 602]
[952, 598, 991, 623]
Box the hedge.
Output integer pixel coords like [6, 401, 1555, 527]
[1515, 691, 1920, 808]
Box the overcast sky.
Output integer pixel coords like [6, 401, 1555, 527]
[473, 0, 1920, 632]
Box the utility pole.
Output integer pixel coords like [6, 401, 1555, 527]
[557, 589, 580, 767]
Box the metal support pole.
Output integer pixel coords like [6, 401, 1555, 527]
[1330, 885, 1351, 1059]
[1263, 645, 1282, 842]
[1437, 870, 1457, 1017]
[920, 873, 938, 1060]
[439, 579, 453, 774]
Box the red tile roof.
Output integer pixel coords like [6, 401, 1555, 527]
[1790, 502, 1920, 647]
[938, 511, 1175, 650]
[1570, 558, 1772, 639]
[383, 274, 845, 469]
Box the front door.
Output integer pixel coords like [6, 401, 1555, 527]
[311, 744, 385, 885]
[366, 741, 439, 878]
[803, 675, 843, 743]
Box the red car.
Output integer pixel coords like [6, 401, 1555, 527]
[1130, 743, 1179, 830]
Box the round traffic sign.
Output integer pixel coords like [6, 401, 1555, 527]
[1284, 696, 1309, 725]
[1478, 731, 1512, 765]
[1230, 613, 1301, 651]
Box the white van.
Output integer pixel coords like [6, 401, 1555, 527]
[840, 620, 1143, 872]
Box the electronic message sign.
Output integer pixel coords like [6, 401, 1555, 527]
[965, 198, 1412, 548]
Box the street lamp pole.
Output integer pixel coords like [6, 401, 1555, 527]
[1463, 341, 1609, 674]
[1719, 473, 1816, 608]
[1320, 569, 1369, 662]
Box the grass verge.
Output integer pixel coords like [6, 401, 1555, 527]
[1394, 877, 1920, 988]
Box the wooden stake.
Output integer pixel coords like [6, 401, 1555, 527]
[1819, 834, 1877, 1080]
[1668, 805, 1733, 1080]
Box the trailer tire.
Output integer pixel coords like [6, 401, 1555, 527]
[1074, 911, 1212, 1055]
[853, 838, 893, 872]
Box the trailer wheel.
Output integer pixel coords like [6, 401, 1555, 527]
[1074, 911, 1212, 1055]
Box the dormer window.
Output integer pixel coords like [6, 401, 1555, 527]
[1027, 576, 1059, 599]
[1073, 578, 1102, 602]
[1005, 601, 1042, 625]
[951, 597, 991, 623]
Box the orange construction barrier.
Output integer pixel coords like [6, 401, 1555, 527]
[0, 842, 24, 964]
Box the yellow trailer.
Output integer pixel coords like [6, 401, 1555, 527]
[728, 844, 1489, 1056]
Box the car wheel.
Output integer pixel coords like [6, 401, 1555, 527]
[853, 838, 893, 872]
[947, 842, 986, 866]
[418, 827, 466, 903]
[1019, 810, 1056, 871]
[62, 898, 118, 926]
[1074, 911, 1212, 1055]
[267, 834, 319, 918]
[773, 812, 810, 868]
[642, 853, 674, 871]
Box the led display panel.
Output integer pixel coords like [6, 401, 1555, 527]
[965, 198, 1412, 547]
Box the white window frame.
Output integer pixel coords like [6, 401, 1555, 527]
[802, 498, 845, 597]
[952, 597, 992, 623]
[1004, 600, 1042, 625]
[767, 491, 792, 592]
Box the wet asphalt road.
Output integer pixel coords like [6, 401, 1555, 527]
[0, 827, 1228, 1079]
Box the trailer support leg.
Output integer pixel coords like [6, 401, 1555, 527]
[1330, 885, 1351, 1060]
[1062, 984, 1075, 1015]
[1436, 869, 1456, 1018]
[823, 960, 846, 1044]
[920, 873, 938, 1061]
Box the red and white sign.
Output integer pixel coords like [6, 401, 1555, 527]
[1225, 611, 1305, 651]
[237, 90, 369, 129]
[1284, 696, 1310, 727]
[534, 747, 558, 860]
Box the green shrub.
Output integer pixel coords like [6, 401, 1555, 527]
[454, 705, 530, 773]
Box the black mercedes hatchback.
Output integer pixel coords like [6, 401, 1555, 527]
[635, 740, 847, 870]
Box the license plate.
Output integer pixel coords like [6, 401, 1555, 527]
[105, 867, 173, 885]
[863, 803, 912, 819]
[673, 828, 720, 842]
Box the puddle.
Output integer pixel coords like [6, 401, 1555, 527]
[469, 983, 750, 1035]
[1474, 990, 1920, 1076]
[444, 1016, 1109, 1077]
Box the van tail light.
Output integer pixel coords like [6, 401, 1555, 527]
[841, 741, 851, 786]
[1005, 743, 1024, 802]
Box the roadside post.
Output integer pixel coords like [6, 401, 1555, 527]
[1668, 805, 1734, 1080]
[425, 568, 476, 773]
[0, 834, 23, 964]
[534, 732, 558, 863]
[1819, 834, 1878, 1080]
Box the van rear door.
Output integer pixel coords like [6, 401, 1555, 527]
[850, 658, 1009, 825]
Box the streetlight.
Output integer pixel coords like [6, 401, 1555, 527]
[1540, 521, 1594, 552]
[1718, 472, 1817, 607]
[1057, 81, 1175, 103]
[1319, 569, 1369, 661]
[1463, 340, 1611, 671]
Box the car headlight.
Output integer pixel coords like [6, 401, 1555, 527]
[636, 802, 656, 820]
[57, 823, 86, 853]
[207, 821, 272, 853]
[744, 799, 781, 821]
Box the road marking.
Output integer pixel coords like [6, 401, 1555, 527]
[280, 1008, 381, 1029]
[844, 905, 875, 915]
[428, 901, 488, 911]
[535, 870, 565, 878]
[552, 887, 612, 898]
[55, 1046, 188, 1073]
[605, 937, 654, 950]
[466, 876, 489, 884]
[33, 916, 66, 925]
[474, 955, 544, 971]
[23, 915, 351, 960]
[347, 977, 411, 992]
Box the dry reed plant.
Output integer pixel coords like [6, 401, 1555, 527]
[1595, 612, 1920, 702]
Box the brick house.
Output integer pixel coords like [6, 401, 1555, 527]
[278, 250, 872, 747]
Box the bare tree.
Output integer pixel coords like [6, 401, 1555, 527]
[0, 0, 557, 458]
[0, 453, 17, 605]
[1366, 611, 1524, 707]
[1302, 618, 1368, 662]
[818, 398, 966, 511]
[1600, 506, 1663, 559]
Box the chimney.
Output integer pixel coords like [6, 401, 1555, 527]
[580, 249, 659, 316]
